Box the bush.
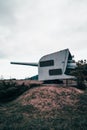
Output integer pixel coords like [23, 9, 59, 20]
[0, 80, 29, 102]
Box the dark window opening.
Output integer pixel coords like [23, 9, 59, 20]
[40, 60, 54, 67]
[49, 69, 62, 76]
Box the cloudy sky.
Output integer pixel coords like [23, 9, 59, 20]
[0, 0, 87, 79]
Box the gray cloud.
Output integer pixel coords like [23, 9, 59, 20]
[0, 0, 87, 55]
[0, 0, 16, 26]
[0, 50, 6, 58]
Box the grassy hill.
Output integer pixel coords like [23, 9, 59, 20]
[0, 80, 87, 130]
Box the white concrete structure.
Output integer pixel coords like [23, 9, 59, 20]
[11, 49, 77, 81]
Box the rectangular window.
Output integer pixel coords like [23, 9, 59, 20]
[49, 69, 62, 75]
[40, 60, 54, 67]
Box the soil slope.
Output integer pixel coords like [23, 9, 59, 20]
[0, 84, 87, 130]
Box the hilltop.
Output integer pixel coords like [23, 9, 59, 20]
[0, 80, 87, 130]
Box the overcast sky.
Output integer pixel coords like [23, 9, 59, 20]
[0, 0, 87, 79]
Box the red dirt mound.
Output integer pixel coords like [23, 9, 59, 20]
[18, 85, 83, 112]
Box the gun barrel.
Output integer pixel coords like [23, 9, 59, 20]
[10, 62, 38, 67]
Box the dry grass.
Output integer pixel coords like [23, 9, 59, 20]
[0, 80, 87, 130]
[18, 86, 83, 112]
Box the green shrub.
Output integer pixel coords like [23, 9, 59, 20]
[0, 80, 28, 102]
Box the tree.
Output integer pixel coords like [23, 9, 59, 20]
[71, 60, 87, 89]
